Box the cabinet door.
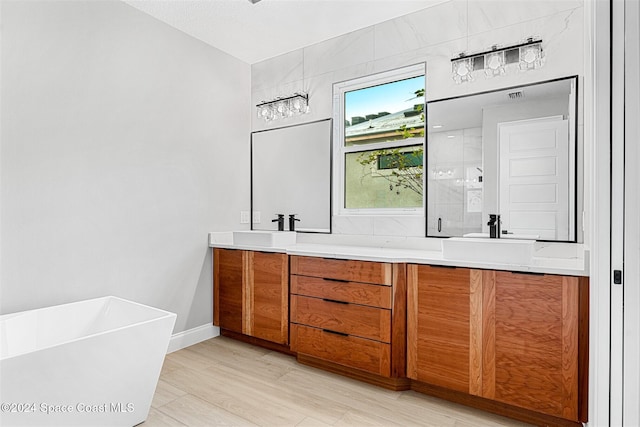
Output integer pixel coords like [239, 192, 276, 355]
[407, 265, 478, 393]
[251, 251, 288, 344]
[482, 271, 580, 421]
[213, 248, 244, 334]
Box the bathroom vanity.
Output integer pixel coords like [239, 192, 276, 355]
[210, 233, 588, 426]
[213, 248, 289, 345]
[407, 265, 588, 424]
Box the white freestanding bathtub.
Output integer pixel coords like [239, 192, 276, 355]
[0, 296, 176, 426]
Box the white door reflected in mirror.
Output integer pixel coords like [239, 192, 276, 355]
[426, 76, 579, 242]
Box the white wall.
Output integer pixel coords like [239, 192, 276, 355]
[0, 0, 251, 333]
[251, 0, 585, 238]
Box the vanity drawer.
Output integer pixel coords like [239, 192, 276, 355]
[291, 275, 392, 309]
[291, 324, 391, 377]
[290, 256, 392, 285]
[291, 295, 391, 342]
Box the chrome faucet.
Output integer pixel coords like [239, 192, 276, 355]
[488, 214, 501, 238]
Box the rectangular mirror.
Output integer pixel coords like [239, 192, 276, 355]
[251, 119, 332, 233]
[426, 76, 579, 242]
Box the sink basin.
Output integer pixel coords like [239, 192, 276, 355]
[442, 237, 535, 265]
[232, 230, 296, 247]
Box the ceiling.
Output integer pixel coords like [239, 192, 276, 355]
[123, 0, 449, 64]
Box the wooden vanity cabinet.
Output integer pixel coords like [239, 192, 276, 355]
[482, 270, 587, 422]
[407, 265, 474, 393]
[407, 264, 588, 424]
[213, 248, 288, 345]
[290, 256, 408, 388]
[214, 248, 244, 334]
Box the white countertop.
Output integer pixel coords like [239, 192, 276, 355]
[208, 232, 589, 277]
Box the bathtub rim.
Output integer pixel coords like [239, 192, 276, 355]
[0, 296, 177, 361]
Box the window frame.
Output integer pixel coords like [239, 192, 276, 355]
[332, 63, 427, 216]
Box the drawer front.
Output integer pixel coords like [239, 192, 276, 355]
[291, 275, 392, 309]
[291, 295, 391, 342]
[290, 256, 392, 285]
[291, 324, 391, 377]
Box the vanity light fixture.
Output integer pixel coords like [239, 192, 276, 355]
[256, 93, 309, 122]
[451, 38, 544, 84]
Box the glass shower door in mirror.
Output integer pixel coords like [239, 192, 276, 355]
[427, 128, 483, 237]
[426, 76, 579, 242]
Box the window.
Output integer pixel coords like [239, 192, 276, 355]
[377, 151, 423, 170]
[333, 64, 426, 214]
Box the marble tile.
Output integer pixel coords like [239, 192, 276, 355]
[299, 72, 339, 122]
[332, 215, 374, 235]
[370, 51, 430, 78]
[249, 2, 585, 240]
[373, 216, 425, 238]
[251, 49, 304, 92]
[303, 27, 375, 78]
[419, 38, 471, 101]
[252, 3, 583, 133]
[465, 7, 584, 80]
[374, 0, 467, 60]
[431, 7, 584, 102]
[467, 0, 583, 36]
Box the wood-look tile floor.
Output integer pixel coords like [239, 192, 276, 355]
[142, 336, 532, 427]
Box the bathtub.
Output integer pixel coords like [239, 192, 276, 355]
[0, 296, 176, 426]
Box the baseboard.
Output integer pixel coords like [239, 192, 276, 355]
[167, 324, 220, 353]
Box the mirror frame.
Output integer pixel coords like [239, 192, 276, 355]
[424, 75, 580, 243]
[250, 118, 333, 234]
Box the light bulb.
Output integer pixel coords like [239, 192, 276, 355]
[519, 44, 544, 70]
[452, 58, 474, 84]
[484, 51, 505, 78]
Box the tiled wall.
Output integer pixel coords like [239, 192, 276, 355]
[251, 0, 585, 237]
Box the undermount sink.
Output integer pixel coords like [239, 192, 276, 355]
[232, 230, 297, 247]
[442, 237, 535, 265]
